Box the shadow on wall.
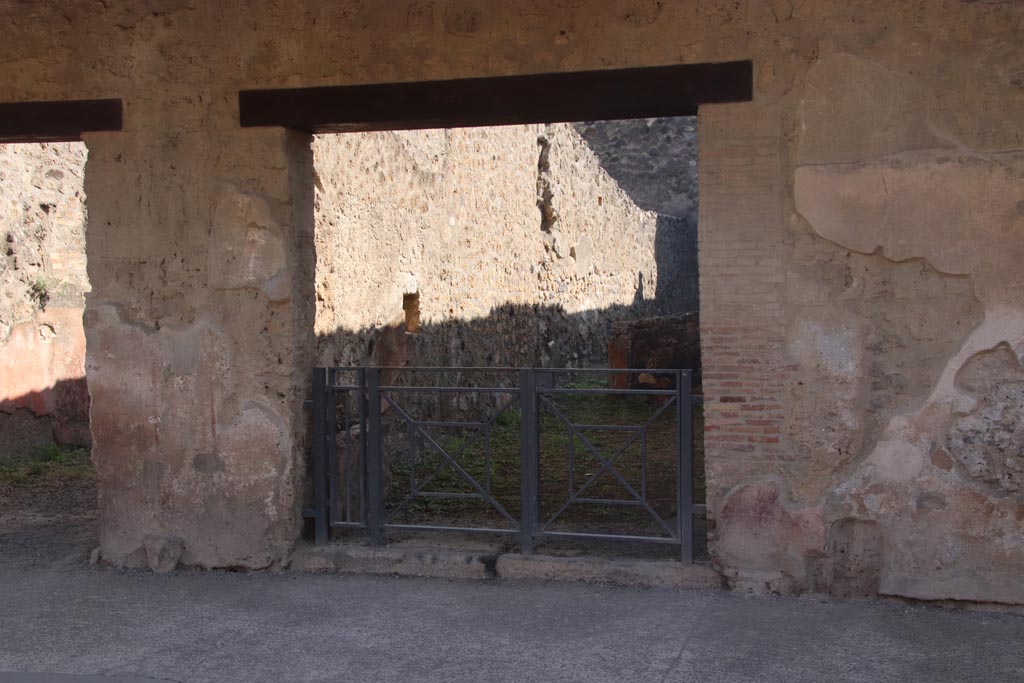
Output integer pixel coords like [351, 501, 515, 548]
[654, 214, 699, 314]
[308, 299, 704, 545]
[0, 306, 91, 456]
[316, 299, 701, 384]
[0, 378, 91, 459]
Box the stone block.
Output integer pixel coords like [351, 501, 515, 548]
[144, 534, 184, 574]
[494, 553, 721, 589]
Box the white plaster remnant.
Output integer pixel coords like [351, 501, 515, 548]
[209, 191, 287, 292]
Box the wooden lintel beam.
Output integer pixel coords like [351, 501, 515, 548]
[239, 61, 752, 133]
[0, 98, 123, 144]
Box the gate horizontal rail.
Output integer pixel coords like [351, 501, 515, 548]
[306, 366, 702, 562]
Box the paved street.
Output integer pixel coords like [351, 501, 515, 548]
[0, 559, 1022, 683]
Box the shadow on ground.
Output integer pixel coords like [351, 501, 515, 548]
[0, 446, 96, 572]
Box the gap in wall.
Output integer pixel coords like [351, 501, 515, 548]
[312, 118, 699, 371]
[0, 140, 96, 563]
[310, 117, 705, 558]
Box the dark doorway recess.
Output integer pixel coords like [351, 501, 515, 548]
[0, 99, 123, 144]
[238, 61, 752, 133]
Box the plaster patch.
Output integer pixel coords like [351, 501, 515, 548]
[209, 191, 287, 291]
[797, 53, 952, 165]
[864, 439, 926, 484]
[794, 153, 1024, 304]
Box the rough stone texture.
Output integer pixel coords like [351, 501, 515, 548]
[142, 533, 183, 574]
[0, 143, 90, 454]
[294, 538, 721, 588]
[573, 118, 700, 313]
[651, 214, 699, 315]
[3, 1, 1023, 603]
[79, 128, 315, 570]
[778, 252, 983, 503]
[947, 382, 1024, 497]
[313, 124, 660, 369]
[787, 51, 1024, 604]
[0, 143, 88, 338]
[294, 540, 497, 580]
[573, 117, 698, 219]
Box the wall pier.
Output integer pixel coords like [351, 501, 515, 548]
[82, 128, 315, 569]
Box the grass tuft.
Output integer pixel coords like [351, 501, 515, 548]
[0, 445, 92, 487]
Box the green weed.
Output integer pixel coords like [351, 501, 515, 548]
[0, 445, 92, 487]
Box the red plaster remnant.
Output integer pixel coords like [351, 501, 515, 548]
[715, 478, 825, 586]
[0, 307, 90, 447]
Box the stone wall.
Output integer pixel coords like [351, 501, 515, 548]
[703, 34, 1024, 604]
[573, 118, 698, 220]
[574, 118, 700, 313]
[0, 142, 90, 455]
[314, 123, 660, 370]
[4, 0, 1022, 602]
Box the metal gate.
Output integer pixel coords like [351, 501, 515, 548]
[307, 367, 701, 562]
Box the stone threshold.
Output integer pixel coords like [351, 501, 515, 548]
[290, 539, 723, 590]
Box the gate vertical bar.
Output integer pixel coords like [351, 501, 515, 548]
[311, 367, 329, 545]
[325, 369, 339, 527]
[676, 369, 694, 563]
[357, 367, 368, 525]
[367, 367, 384, 546]
[519, 369, 538, 555]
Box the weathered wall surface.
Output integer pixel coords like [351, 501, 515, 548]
[79, 128, 314, 570]
[314, 124, 658, 370]
[704, 23, 1024, 604]
[778, 52, 1024, 601]
[0, 142, 90, 455]
[3, 0, 1022, 601]
[573, 118, 700, 313]
[573, 118, 698, 220]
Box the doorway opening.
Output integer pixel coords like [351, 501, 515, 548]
[310, 116, 705, 559]
[0, 140, 95, 567]
[242, 61, 752, 562]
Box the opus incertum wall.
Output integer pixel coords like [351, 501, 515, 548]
[312, 123, 666, 373]
[1, 2, 1021, 606]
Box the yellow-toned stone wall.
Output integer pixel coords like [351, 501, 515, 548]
[313, 123, 658, 369]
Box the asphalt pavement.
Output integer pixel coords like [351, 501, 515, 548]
[1, 561, 1022, 682]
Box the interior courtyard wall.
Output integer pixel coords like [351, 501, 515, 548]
[573, 117, 700, 314]
[3, 1, 1021, 603]
[313, 123, 659, 371]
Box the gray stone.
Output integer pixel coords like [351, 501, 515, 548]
[494, 553, 721, 589]
[947, 381, 1024, 497]
[573, 117, 698, 220]
[143, 534, 183, 574]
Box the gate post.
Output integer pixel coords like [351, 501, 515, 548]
[325, 369, 339, 527]
[519, 369, 539, 555]
[366, 367, 385, 547]
[677, 369, 694, 563]
[311, 366, 329, 545]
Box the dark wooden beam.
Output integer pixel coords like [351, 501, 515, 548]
[0, 98, 123, 144]
[239, 61, 752, 133]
